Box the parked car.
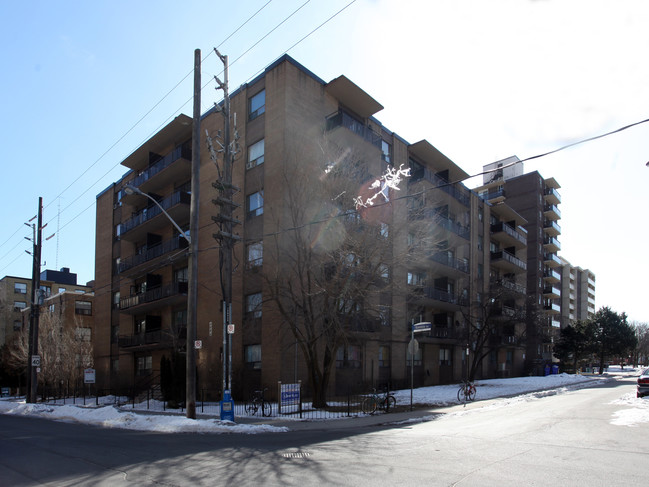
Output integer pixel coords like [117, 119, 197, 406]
[637, 368, 649, 398]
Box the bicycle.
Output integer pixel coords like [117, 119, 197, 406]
[457, 380, 476, 403]
[362, 388, 397, 414]
[245, 388, 272, 417]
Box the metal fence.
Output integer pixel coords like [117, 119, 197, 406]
[39, 386, 402, 421]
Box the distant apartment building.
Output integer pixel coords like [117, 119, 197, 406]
[0, 268, 92, 346]
[559, 257, 596, 325]
[95, 55, 530, 399]
[475, 157, 562, 372]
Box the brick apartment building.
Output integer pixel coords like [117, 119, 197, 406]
[95, 55, 530, 399]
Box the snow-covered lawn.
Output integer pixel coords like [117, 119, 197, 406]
[0, 366, 645, 433]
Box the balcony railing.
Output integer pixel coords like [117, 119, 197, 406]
[479, 189, 505, 202]
[421, 169, 471, 207]
[119, 190, 190, 236]
[118, 236, 189, 274]
[490, 222, 526, 246]
[422, 286, 468, 306]
[544, 187, 561, 204]
[430, 251, 470, 273]
[437, 216, 471, 240]
[491, 250, 527, 271]
[119, 281, 188, 311]
[130, 142, 192, 188]
[543, 219, 561, 235]
[491, 278, 526, 295]
[325, 110, 381, 149]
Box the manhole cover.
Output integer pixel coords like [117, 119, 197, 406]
[282, 451, 312, 459]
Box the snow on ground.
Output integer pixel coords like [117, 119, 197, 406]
[0, 366, 645, 433]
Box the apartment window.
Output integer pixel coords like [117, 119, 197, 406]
[440, 348, 452, 366]
[380, 222, 389, 239]
[174, 267, 188, 283]
[40, 285, 51, 298]
[245, 344, 262, 369]
[13, 320, 21, 331]
[379, 345, 391, 367]
[407, 271, 425, 286]
[247, 191, 264, 218]
[249, 90, 265, 120]
[381, 140, 391, 164]
[111, 359, 119, 373]
[246, 292, 262, 319]
[136, 356, 152, 376]
[247, 139, 265, 169]
[14, 282, 27, 294]
[378, 263, 390, 282]
[379, 305, 391, 327]
[336, 345, 361, 368]
[58, 287, 66, 294]
[13, 301, 26, 312]
[75, 300, 92, 316]
[406, 347, 422, 366]
[246, 241, 263, 268]
[75, 327, 92, 342]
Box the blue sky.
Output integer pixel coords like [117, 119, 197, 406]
[1, 0, 647, 323]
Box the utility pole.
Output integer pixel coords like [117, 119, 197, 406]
[26, 197, 43, 404]
[186, 48, 201, 420]
[210, 49, 240, 396]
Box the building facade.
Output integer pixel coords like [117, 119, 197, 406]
[559, 258, 596, 325]
[0, 268, 92, 347]
[95, 55, 529, 399]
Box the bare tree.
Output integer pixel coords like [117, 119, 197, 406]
[263, 133, 426, 407]
[461, 286, 526, 381]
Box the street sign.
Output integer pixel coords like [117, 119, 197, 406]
[84, 368, 96, 384]
[227, 324, 235, 334]
[194, 340, 203, 349]
[31, 355, 41, 367]
[412, 321, 432, 333]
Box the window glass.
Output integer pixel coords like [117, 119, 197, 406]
[247, 191, 264, 217]
[245, 344, 262, 368]
[247, 139, 265, 169]
[379, 345, 390, 367]
[246, 242, 263, 268]
[246, 292, 262, 318]
[75, 300, 92, 315]
[14, 282, 27, 294]
[249, 90, 265, 120]
[13, 301, 27, 311]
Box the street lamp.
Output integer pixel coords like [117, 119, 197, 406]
[122, 183, 197, 419]
[123, 185, 190, 243]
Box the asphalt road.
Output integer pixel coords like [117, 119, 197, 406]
[0, 376, 645, 486]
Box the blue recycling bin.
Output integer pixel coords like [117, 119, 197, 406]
[552, 364, 559, 375]
[544, 364, 551, 376]
[220, 389, 235, 422]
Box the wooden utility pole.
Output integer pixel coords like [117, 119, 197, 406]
[186, 48, 201, 419]
[26, 197, 43, 403]
[211, 49, 240, 395]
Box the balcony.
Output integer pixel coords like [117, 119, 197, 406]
[490, 250, 527, 273]
[543, 219, 561, 236]
[491, 277, 526, 295]
[325, 110, 381, 149]
[407, 286, 467, 311]
[118, 236, 189, 276]
[543, 203, 561, 220]
[119, 281, 188, 314]
[543, 252, 562, 268]
[543, 236, 561, 253]
[543, 285, 561, 299]
[437, 216, 470, 240]
[420, 169, 471, 207]
[544, 187, 561, 205]
[490, 222, 526, 249]
[118, 190, 190, 242]
[543, 301, 561, 314]
[479, 188, 505, 204]
[543, 268, 561, 283]
[118, 326, 186, 350]
[429, 251, 469, 275]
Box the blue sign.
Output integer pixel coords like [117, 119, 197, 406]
[412, 322, 432, 332]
